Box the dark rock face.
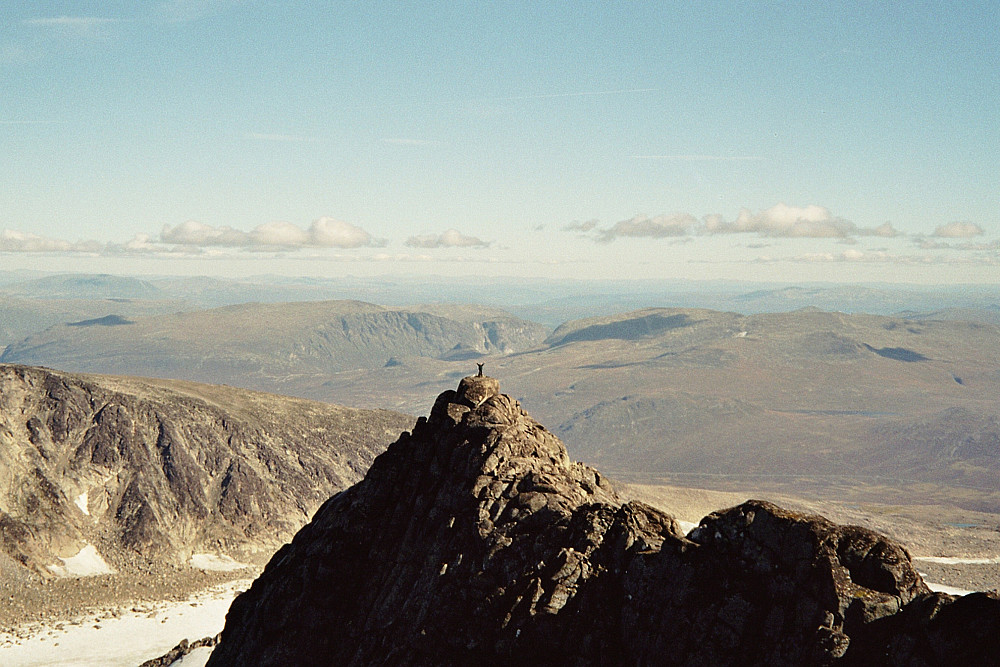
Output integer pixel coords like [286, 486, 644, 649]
[843, 590, 1000, 665]
[0, 364, 412, 575]
[208, 378, 1000, 666]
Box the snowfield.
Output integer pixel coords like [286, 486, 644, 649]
[0, 579, 250, 667]
[46, 544, 115, 578]
[189, 553, 252, 572]
[912, 556, 1000, 565]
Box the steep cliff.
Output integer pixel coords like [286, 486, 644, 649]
[208, 376, 997, 665]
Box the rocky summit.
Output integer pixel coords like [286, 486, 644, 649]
[207, 376, 1000, 666]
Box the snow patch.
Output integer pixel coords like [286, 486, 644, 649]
[169, 645, 214, 666]
[0, 579, 249, 667]
[924, 580, 975, 596]
[75, 491, 89, 516]
[913, 556, 1000, 565]
[677, 520, 699, 535]
[189, 553, 250, 572]
[47, 544, 115, 577]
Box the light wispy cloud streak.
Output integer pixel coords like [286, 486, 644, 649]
[382, 138, 441, 146]
[500, 87, 658, 101]
[631, 154, 765, 161]
[0, 120, 68, 125]
[247, 132, 317, 143]
[405, 229, 489, 249]
[22, 16, 122, 27]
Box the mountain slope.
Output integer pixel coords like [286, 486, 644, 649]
[206, 376, 998, 666]
[0, 364, 412, 577]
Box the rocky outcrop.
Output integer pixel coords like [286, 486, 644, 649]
[139, 634, 220, 667]
[843, 589, 1000, 665]
[208, 377, 998, 666]
[0, 364, 412, 576]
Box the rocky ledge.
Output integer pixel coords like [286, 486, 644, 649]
[207, 376, 1000, 666]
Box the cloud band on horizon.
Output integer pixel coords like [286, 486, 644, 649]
[161, 218, 386, 249]
[579, 204, 904, 242]
[405, 229, 490, 249]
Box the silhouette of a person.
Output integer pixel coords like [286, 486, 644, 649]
[476, 363, 484, 377]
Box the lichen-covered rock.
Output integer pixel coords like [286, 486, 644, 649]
[208, 377, 1000, 666]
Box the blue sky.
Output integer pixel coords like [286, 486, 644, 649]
[1, 1, 998, 283]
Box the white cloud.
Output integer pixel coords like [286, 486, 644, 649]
[562, 220, 598, 233]
[104, 234, 203, 256]
[704, 203, 856, 238]
[774, 247, 1000, 266]
[758, 249, 910, 264]
[932, 221, 984, 238]
[2, 217, 386, 258]
[570, 204, 872, 243]
[161, 218, 384, 249]
[405, 229, 490, 248]
[915, 238, 953, 250]
[370, 252, 434, 262]
[915, 238, 1000, 252]
[309, 217, 384, 248]
[0, 229, 102, 253]
[597, 213, 696, 243]
[251, 221, 309, 247]
[858, 222, 901, 237]
[161, 220, 249, 246]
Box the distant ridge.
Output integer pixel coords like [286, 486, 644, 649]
[0, 300, 549, 392]
[67, 314, 134, 327]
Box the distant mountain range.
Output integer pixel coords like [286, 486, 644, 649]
[2, 271, 998, 340]
[4, 297, 998, 513]
[2, 272, 997, 514]
[0, 300, 548, 397]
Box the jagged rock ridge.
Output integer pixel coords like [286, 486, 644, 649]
[208, 377, 1000, 665]
[0, 364, 412, 575]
